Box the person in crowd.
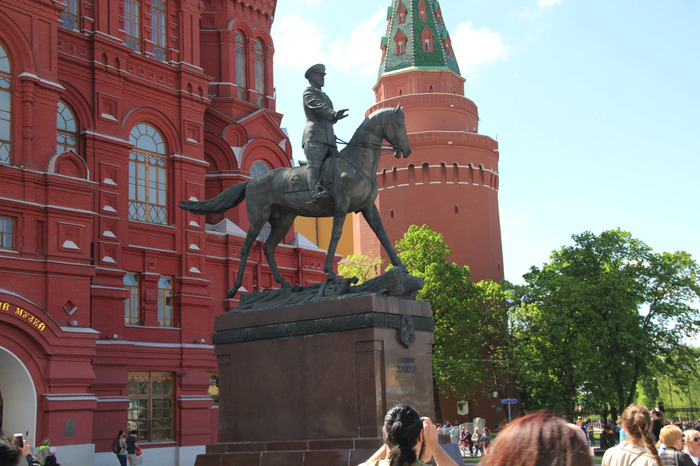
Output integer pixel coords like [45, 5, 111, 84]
[658, 425, 694, 466]
[42, 448, 58, 466]
[602, 403, 663, 466]
[483, 427, 492, 452]
[472, 427, 484, 456]
[35, 439, 49, 466]
[618, 418, 628, 443]
[114, 430, 127, 466]
[459, 426, 471, 456]
[651, 409, 665, 443]
[0, 434, 41, 466]
[587, 420, 596, 448]
[358, 403, 459, 466]
[125, 430, 139, 466]
[478, 412, 591, 466]
[683, 429, 700, 465]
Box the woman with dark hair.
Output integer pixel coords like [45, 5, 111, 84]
[651, 409, 665, 443]
[602, 404, 663, 466]
[478, 412, 592, 466]
[115, 430, 127, 466]
[359, 403, 458, 466]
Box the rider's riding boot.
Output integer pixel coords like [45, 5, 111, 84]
[308, 183, 329, 204]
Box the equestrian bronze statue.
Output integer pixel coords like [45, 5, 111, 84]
[179, 104, 411, 298]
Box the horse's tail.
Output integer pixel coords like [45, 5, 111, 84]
[179, 181, 248, 214]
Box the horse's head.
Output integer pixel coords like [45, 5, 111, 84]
[384, 104, 412, 159]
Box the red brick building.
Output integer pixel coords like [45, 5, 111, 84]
[355, 0, 508, 424]
[0, 1, 329, 464]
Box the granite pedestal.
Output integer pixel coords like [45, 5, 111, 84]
[195, 293, 435, 466]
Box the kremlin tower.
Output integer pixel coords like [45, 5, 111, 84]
[355, 0, 504, 284]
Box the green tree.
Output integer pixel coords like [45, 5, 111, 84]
[510, 229, 700, 419]
[337, 253, 383, 284]
[394, 225, 508, 418]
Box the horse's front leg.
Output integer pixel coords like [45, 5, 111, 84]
[324, 204, 350, 280]
[360, 204, 408, 274]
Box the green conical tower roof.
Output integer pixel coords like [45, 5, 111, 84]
[379, 0, 461, 77]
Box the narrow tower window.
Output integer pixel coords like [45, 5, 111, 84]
[60, 0, 80, 30]
[1, 42, 13, 165]
[235, 31, 246, 100]
[151, 0, 168, 62]
[254, 40, 265, 106]
[124, 0, 141, 52]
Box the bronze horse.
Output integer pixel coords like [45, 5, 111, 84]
[179, 104, 411, 298]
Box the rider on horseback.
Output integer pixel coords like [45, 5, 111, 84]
[302, 63, 348, 203]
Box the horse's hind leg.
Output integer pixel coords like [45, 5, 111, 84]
[262, 212, 297, 288]
[228, 220, 266, 298]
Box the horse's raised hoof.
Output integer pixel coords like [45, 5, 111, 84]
[227, 286, 239, 298]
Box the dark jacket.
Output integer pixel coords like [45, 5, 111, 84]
[659, 447, 695, 466]
[302, 86, 339, 147]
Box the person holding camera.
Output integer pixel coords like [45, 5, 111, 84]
[0, 433, 41, 466]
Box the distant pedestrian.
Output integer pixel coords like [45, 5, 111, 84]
[125, 430, 139, 466]
[43, 447, 59, 466]
[472, 428, 484, 456]
[36, 438, 50, 465]
[113, 430, 127, 466]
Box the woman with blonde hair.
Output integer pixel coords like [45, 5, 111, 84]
[683, 429, 700, 465]
[602, 404, 663, 466]
[658, 425, 694, 465]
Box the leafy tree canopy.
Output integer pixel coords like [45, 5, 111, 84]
[510, 229, 700, 418]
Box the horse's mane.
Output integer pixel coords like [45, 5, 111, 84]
[347, 107, 395, 144]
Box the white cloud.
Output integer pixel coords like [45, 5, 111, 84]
[273, 9, 385, 77]
[538, 0, 562, 7]
[328, 9, 386, 77]
[452, 21, 509, 76]
[272, 14, 328, 69]
[522, 0, 563, 18]
[500, 208, 531, 226]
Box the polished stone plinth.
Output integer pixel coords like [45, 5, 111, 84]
[195, 293, 435, 466]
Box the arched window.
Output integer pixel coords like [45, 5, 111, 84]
[124, 0, 141, 52]
[152, 0, 168, 62]
[249, 160, 271, 240]
[128, 124, 168, 224]
[235, 31, 246, 100]
[395, 30, 407, 56]
[0, 42, 11, 165]
[254, 40, 265, 106]
[397, 2, 406, 24]
[57, 101, 79, 155]
[60, 0, 80, 30]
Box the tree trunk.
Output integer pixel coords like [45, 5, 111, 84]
[433, 376, 443, 422]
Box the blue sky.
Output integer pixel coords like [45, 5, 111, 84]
[270, 0, 700, 285]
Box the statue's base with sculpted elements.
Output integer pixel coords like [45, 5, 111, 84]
[233, 267, 424, 312]
[195, 293, 435, 466]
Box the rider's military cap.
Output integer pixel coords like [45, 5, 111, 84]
[305, 63, 326, 79]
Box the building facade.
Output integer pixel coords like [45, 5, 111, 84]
[0, 1, 330, 464]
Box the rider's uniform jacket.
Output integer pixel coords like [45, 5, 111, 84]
[302, 85, 339, 149]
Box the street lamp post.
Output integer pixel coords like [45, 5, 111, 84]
[492, 386, 500, 430]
